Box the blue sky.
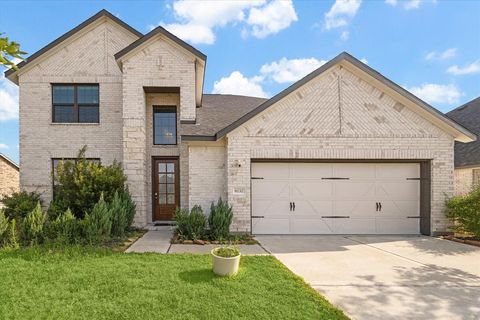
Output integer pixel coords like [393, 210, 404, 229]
[1, 0, 479, 163]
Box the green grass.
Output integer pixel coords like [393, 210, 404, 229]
[0, 247, 347, 320]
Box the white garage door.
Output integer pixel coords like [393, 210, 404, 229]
[251, 162, 421, 234]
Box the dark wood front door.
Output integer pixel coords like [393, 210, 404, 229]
[153, 158, 179, 221]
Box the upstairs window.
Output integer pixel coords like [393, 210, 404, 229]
[52, 84, 99, 123]
[153, 106, 177, 145]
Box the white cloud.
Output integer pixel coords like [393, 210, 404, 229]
[246, 0, 297, 38]
[425, 48, 457, 61]
[0, 72, 19, 122]
[160, 0, 297, 44]
[0, 143, 9, 149]
[212, 71, 268, 98]
[324, 0, 361, 30]
[407, 83, 462, 104]
[360, 58, 368, 64]
[259, 57, 327, 83]
[385, 0, 437, 10]
[340, 30, 349, 41]
[447, 60, 480, 75]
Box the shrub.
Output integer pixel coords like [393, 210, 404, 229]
[445, 186, 480, 238]
[5, 219, 19, 249]
[55, 209, 82, 244]
[208, 198, 233, 240]
[120, 189, 136, 228]
[83, 194, 112, 244]
[109, 191, 127, 237]
[51, 146, 127, 219]
[0, 190, 42, 221]
[0, 210, 9, 245]
[174, 205, 206, 240]
[21, 202, 47, 245]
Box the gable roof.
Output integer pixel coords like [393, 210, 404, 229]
[447, 97, 480, 168]
[182, 52, 475, 142]
[4, 9, 143, 83]
[114, 25, 206, 62]
[0, 154, 19, 170]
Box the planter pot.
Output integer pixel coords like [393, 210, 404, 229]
[211, 248, 241, 276]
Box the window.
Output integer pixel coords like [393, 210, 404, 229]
[52, 84, 99, 123]
[153, 106, 177, 145]
[52, 158, 100, 197]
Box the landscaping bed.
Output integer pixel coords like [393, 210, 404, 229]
[0, 247, 348, 320]
[170, 232, 258, 245]
[441, 235, 480, 248]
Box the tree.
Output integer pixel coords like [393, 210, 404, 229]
[0, 33, 26, 70]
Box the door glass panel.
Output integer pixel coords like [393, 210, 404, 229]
[159, 173, 166, 183]
[159, 184, 167, 193]
[166, 174, 174, 183]
[167, 184, 174, 193]
[158, 194, 166, 204]
[166, 163, 174, 172]
[159, 163, 166, 172]
[167, 194, 175, 204]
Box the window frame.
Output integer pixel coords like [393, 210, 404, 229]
[51, 158, 101, 197]
[153, 105, 177, 145]
[51, 84, 100, 123]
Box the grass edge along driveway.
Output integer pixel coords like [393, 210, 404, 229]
[0, 247, 348, 320]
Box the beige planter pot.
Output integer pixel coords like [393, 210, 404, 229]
[211, 248, 241, 276]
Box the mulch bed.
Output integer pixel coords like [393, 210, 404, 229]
[170, 233, 258, 245]
[441, 235, 480, 248]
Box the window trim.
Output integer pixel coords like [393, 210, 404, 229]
[51, 84, 100, 123]
[51, 158, 101, 197]
[153, 105, 177, 145]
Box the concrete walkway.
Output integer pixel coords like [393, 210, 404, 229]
[256, 235, 480, 320]
[126, 230, 268, 255]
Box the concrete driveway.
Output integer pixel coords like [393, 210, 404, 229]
[256, 235, 480, 320]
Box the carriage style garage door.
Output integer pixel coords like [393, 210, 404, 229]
[251, 162, 421, 235]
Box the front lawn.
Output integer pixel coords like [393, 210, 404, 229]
[0, 248, 347, 320]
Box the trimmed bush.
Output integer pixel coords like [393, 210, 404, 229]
[51, 146, 127, 219]
[1, 190, 42, 221]
[208, 198, 233, 241]
[120, 189, 136, 228]
[109, 192, 127, 237]
[55, 209, 81, 244]
[0, 210, 9, 245]
[445, 186, 480, 238]
[174, 205, 207, 240]
[83, 194, 112, 244]
[21, 202, 47, 245]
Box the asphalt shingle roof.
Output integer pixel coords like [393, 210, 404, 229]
[447, 97, 480, 168]
[180, 94, 267, 137]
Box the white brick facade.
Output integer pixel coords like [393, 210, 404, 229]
[454, 167, 480, 196]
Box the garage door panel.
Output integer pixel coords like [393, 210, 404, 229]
[376, 218, 420, 234]
[376, 182, 420, 201]
[333, 163, 376, 179]
[375, 164, 420, 179]
[252, 218, 289, 234]
[292, 219, 335, 234]
[290, 163, 333, 179]
[294, 200, 334, 216]
[252, 180, 289, 198]
[377, 200, 419, 217]
[291, 181, 333, 199]
[252, 163, 289, 179]
[252, 199, 291, 218]
[335, 200, 376, 218]
[334, 182, 376, 200]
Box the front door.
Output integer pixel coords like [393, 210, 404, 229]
[153, 158, 179, 221]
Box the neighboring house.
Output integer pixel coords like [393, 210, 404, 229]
[447, 97, 480, 195]
[5, 10, 476, 236]
[0, 154, 19, 205]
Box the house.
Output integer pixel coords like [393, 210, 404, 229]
[0, 154, 19, 204]
[447, 97, 480, 195]
[5, 10, 476, 236]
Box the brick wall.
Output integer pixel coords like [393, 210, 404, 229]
[0, 158, 19, 202]
[17, 18, 138, 206]
[226, 65, 455, 234]
[454, 167, 480, 195]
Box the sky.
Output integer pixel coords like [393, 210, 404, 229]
[0, 0, 479, 163]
